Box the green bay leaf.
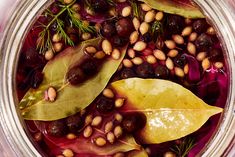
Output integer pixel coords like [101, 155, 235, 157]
[111, 78, 223, 144]
[20, 38, 127, 121]
[140, 0, 204, 18]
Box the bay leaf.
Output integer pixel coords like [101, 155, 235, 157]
[111, 78, 223, 144]
[20, 38, 127, 121]
[140, 0, 204, 18]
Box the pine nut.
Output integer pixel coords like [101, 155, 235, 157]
[130, 31, 139, 44]
[146, 55, 157, 64]
[128, 48, 136, 58]
[172, 35, 184, 45]
[71, 3, 81, 12]
[145, 10, 156, 23]
[47, 87, 57, 102]
[133, 41, 147, 51]
[189, 32, 198, 42]
[114, 126, 123, 138]
[105, 121, 114, 133]
[207, 27, 216, 35]
[214, 62, 223, 69]
[165, 40, 176, 49]
[95, 137, 107, 146]
[102, 39, 112, 55]
[107, 132, 115, 144]
[187, 42, 196, 55]
[82, 32, 91, 40]
[52, 33, 61, 42]
[83, 125, 93, 138]
[141, 3, 152, 11]
[184, 64, 189, 74]
[133, 17, 140, 30]
[114, 153, 125, 157]
[132, 57, 143, 65]
[94, 51, 106, 59]
[123, 59, 133, 68]
[202, 58, 211, 71]
[164, 151, 176, 157]
[115, 113, 123, 123]
[182, 26, 192, 36]
[196, 52, 207, 61]
[45, 49, 54, 60]
[155, 11, 164, 21]
[62, 149, 74, 157]
[167, 49, 178, 58]
[91, 116, 102, 127]
[153, 49, 166, 61]
[67, 133, 77, 140]
[139, 22, 150, 35]
[53, 42, 63, 52]
[115, 98, 125, 108]
[85, 114, 93, 125]
[122, 6, 132, 17]
[166, 57, 174, 70]
[103, 88, 114, 98]
[85, 46, 97, 54]
[175, 67, 185, 77]
[64, 0, 73, 4]
[112, 49, 121, 60]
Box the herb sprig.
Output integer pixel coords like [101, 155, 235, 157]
[130, 0, 142, 18]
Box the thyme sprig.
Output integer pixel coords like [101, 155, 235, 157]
[37, 0, 96, 54]
[130, 0, 141, 18]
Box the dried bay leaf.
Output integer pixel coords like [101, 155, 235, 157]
[111, 78, 223, 144]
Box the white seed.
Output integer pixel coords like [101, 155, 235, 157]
[202, 58, 211, 71]
[115, 113, 123, 123]
[146, 55, 157, 64]
[184, 64, 189, 74]
[94, 51, 106, 59]
[207, 27, 216, 35]
[189, 32, 198, 42]
[155, 11, 164, 21]
[145, 10, 156, 23]
[214, 62, 224, 69]
[107, 132, 115, 144]
[105, 121, 114, 133]
[67, 133, 77, 140]
[112, 49, 121, 60]
[164, 151, 176, 157]
[139, 22, 150, 35]
[130, 31, 139, 44]
[122, 6, 131, 17]
[175, 67, 185, 77]
[114, 126, 123, 138]
[123, 59, 133, 68]
[165, 40, 176, 49]
[53, 42, 63, 52]
[182, 26, 192, 36]
[45, 49, 54, 60]
[91, 116, 102, 127]
[95, 137, 107, 146]
[187, 42, 196, 55]
[82, 32, 91, 40]
[153, 49, 166, 61]
[114, 153, 125, 157]
[102, 39, 112, 55]
[172, 35, 184, 45]
[63, 0, 73, 4]
[83, 125, 93, 138]
[85, 114, 93, 125]
[109, 8, 118, 16]
[127, 48, 136, 58]
[133, 17, 140, 31]
[185, 18, 192, 25]
[103, 88, 114, 98]
[62, 149, 74, 157]
[115, 98, 125, 108]
[141, 3, 152, 11]
[85, 46, 97, 54]
[133, 41, 147, 51]
[47, 87, 57, 102]
[132, 57, 143, 65]
[52, 33, 61, 42]
[167, 49, 178, 58]
[196, 52, 207, 61]
[166, 57, 174, 70]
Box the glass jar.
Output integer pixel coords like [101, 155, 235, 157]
[0, 0, 234, 156]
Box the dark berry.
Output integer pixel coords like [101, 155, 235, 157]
[195, 33, 213, 51]
[66, 66, 85, 85]
[166, 15, 184, 35]
[101, 21, 117, 38]
[31, 70, 43, 89]
[121, 68, 136, 79]
[111, 35, 128, 47]
[50, 3, 60, 14]
[174, 54, 187, 68]
[208, 48, 223, 62]
[122, 112, 146, 133]
[47, 120, 67, 137]
[96, 96, 114, 113]
[154, 65, 170, 79]
[136, 63, 154, 78]
[91, 0, 109, 12]
[140, 32, 152, 43]
[81, 59, 98, 76]
[50, 22, 58, 32]
[203, 81, 220, 105]
[115, 18, 134, 37]
[193, 19, 208, 33]
[66, 114, 83, 133]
